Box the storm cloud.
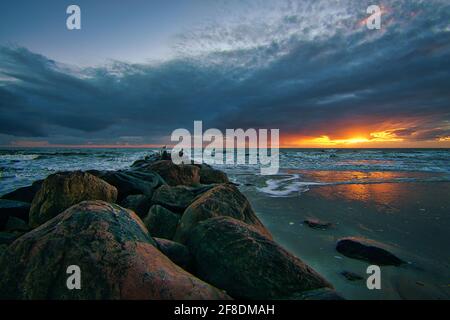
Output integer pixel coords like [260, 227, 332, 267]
[0, 0, 449, 146]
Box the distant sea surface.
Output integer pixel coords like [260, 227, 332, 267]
[1, 148, 450, 299]
[1, 148, 449, 195]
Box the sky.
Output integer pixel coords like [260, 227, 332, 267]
[0, 0, 449, 148]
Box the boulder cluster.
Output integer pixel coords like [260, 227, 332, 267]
[0, 153, 338, 300]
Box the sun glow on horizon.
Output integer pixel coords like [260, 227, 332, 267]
[283, 129, 410, 148]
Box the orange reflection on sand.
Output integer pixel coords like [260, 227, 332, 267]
[303, 170, 437, 212]
[292, 170, 426, 184]
[312, 182, 403, 213]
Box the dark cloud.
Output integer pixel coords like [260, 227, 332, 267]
[0, 0, 449, 145]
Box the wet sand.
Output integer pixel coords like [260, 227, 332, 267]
[243, 181, 450, 299]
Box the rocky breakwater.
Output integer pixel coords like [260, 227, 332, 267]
[0, 153, 339, 300]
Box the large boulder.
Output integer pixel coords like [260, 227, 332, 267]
[0, 180, 43, 203]
[138, 160, 200, 186]
[0, 199, 31, 229]
[151, 184, 213, 213]
[0, 201, 230, 300]
[143, 205, 180, 240]
[198, 165, 229, 184]
[186, 217, 332, 300]
[131, 153, 163, 169]
[119, 194, 152, 218]
[174, 183, 271, 243]
[154, 238, 194, 272]
[89, 170, 165, 201]
[336, 237, 404, 266]
[29, 171, 118, 228]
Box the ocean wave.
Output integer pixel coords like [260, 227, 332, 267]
[253, 172, 450, 197]
[0, 154, 41, 161]
[257, 175, 324, 197]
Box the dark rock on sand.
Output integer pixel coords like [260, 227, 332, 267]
[304, 218, 333, 230]
[0, 180, 43, 203]
[197, 164, 229, 184]
[89, 170, 165, 201]
[144, 205, 180, 240]
[341, 271, 364, 281]
[0, 199, 31, 229]
[336, 237, 404, 266]
[154, 238, 194, 272]
[29, 171, 118, 228]
[174, 183, 272, 243]
[137, 160, 200, 186]
[151, 184, 213, 213]
[0, 201, 230, 300]
[186, 216, 332, 300]
[119, 194, 152, 218]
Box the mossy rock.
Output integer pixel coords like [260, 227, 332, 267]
[174, 183, 272, 243]
[144, 205, 180, 240]
[139, 160, 200, 186]
[186, 216, 332, 300]
[151, 184, 212, 213]
[0, 201, 230, 300]
[89, 170, 165, 201]
[29, 171, 118, 228]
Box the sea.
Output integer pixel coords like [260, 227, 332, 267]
[1, 148, 449, 195]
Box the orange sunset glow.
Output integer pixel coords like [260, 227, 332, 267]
[282, 129, 450, 148]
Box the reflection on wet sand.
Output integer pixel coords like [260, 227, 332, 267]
[286, 169, 439, 184]
[283, 170, 446, 213]
[312, 183, 402, 212]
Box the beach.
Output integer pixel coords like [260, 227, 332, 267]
[246, 180, 450, 299]
[1, 148, 450, 299]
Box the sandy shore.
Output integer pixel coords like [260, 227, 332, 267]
[244, 181, 450, 299]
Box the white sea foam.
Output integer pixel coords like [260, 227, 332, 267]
[0, 154, 40, 161]
[257, 174, 324, 197]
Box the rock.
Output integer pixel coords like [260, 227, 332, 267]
[0, 201, 230, 300]
[138, 160, 200, 186]
[154, 238, 194, 272]
[286, 288, 344, 300]
[0, 180, 43, 203]
[29, 171, 118, 228]
[0, 199, 31, 229]
[198, 165, 229, 184]
[131, 153, 163, 169]
[341, 271, 364, 281]
[186, 216, 332, 299]
[336, 237, 404, 266]
[144, 205, 180, 240]
[0, 232, 19, 245]
[89, 170, 165, 201]
[304, 218, 333, 230]
[119, 194, 152, 218]
[151, 184, 213, 213]
[174, 183, 271, 243]
[4, 216, 30, 232]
